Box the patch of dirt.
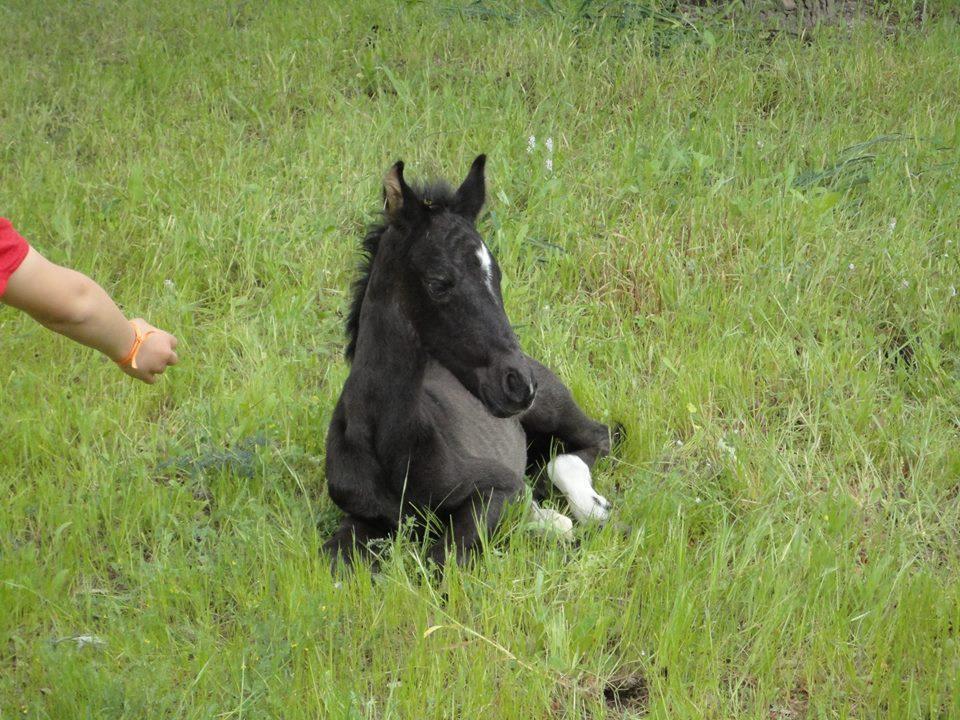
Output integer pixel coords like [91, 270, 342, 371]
[603, 672, 650, 716]
[768, 683, 810, 719]
[552, 670, 651, 718]
[879, 321, 918, 371]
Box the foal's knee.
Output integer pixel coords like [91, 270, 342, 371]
[588, 420, 611, 453]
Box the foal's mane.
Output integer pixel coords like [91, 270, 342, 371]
[344, 179, 458, 361]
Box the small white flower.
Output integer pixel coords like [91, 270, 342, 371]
[545, 136, 554, 154]
[545, 158, 553, 173]
[527, 136, 536, 153]
[675, 440, 683, 448]
[55, 635, 106, 648]
[848, 263, 855, 271]
[164, 279, 175, 290]
[902, 280, 910, 288]
[695, 497, 702, 504]
[717, 438, 736, 459]
[889, 218, 897, 232]
[756, 140, 765, 149]
[951, 286, 957, 298]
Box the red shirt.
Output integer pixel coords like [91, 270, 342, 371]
[0, 218, 30, 298]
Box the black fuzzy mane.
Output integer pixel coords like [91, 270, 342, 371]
[344, 179, 458, 361]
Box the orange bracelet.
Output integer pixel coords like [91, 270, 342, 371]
[116, 321, 156, 370]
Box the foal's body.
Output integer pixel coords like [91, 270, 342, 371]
[424, 361, 527, 479]
[324, 156, 612, 567]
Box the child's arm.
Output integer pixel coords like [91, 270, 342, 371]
[3, 247, 179, 383]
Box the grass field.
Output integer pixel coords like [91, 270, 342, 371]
[2, 1, 959, 717]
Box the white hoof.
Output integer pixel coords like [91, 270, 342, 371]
[529, 502, 574, 538]
[547, 454, 611, 523]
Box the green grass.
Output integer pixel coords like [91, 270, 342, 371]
[2, 1, 959, 717]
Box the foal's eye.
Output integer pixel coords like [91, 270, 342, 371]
[425, 277, 454, 298]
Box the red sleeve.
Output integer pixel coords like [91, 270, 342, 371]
[0, 218, 31, 299]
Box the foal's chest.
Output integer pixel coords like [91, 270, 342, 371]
[421, 362, 527, 477]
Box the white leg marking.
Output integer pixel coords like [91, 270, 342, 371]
[475, 242, 495, 296]
[529, 501, 574, 538]
[547, 454, 611, 522]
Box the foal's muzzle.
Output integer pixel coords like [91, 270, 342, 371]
[503, 366, 536, 409]
[480, 355, 537, 418]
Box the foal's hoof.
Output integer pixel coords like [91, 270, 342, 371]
[529, 502, 574, 539]
[570, 490, 611, 523]
[547, 454, 612, 523]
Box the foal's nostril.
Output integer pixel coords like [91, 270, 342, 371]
[504, 369, 536, 406]
[505, 370, 524, 399]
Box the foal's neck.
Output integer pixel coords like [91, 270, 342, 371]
[352, 258, 426, 409]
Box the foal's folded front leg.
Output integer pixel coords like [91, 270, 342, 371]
[427, 462, 525, 568]
[324, 402, 406, 570]
[520, 357, 614, 523]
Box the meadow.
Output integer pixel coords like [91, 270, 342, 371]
[1, 1, 959, 717]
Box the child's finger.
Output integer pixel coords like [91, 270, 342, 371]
[168, 350, 179, 366]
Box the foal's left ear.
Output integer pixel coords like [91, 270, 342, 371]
[453, 154, 486, 223]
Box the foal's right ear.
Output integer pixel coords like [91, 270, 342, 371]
[383, 161, 419, 222]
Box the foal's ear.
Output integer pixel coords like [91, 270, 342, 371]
[383, 161, 419, 222]
[453, 154, 486, 222]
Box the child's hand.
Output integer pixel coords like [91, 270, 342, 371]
[120, 318, 179, 384]
[3, 243, 181, 384]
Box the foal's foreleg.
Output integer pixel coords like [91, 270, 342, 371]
[427, 463, 524, 568]
[521, 357, 613, 522]
[323, 516, 393, 571]
[324, 403, 403, 570]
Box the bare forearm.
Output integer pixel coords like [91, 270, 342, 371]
[36, 270, 136, 360]
[3, 245, 179, 383]
[4, 249, 135, 360]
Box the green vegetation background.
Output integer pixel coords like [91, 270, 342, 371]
[1, 1, 958, 717]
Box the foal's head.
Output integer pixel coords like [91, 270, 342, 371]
[363, 155, 536, 418]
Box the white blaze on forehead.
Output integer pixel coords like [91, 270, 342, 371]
[475, 242, 495, 296]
